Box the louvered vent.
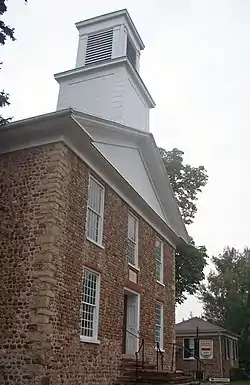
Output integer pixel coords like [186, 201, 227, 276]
[85, 29, 113, 66]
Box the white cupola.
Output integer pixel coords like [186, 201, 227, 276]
[54, 9, 155, 131]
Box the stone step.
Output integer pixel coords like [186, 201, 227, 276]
[120, 371, 193, 385]
[115, 380, 198, 385]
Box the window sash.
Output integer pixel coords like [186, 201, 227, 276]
[80, 269, 100, 341]
[155, 239, 163, 282]
[183, 338, 196, 359]
[155, 302, 163, 349]
[127, 214, 138, 266]
[87, 177, 104, 244]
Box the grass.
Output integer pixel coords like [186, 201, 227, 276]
[231, 382, 250, 385]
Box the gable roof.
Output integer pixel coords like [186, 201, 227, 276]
[175, 317, 239, 338]
[73, 110, 189, 243]
[0, 108, 188, 246]
[176, 317, 224, 333]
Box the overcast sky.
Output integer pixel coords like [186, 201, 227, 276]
[2, 0, 250, 321]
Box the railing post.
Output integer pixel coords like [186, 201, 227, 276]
[135, 351, 138, 379]
[142, 338, 145, 368]
[171, 343, 175, 372]
[156, 343, 159, 371]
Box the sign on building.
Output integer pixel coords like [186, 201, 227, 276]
[200, 339, 213, 359]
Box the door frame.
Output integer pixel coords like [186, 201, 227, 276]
[123, 287, 140, 355]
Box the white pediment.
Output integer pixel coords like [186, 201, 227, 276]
[74, 112, 188, 242]
[94, 142, 165, 220]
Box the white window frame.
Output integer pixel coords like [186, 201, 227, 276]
[155, 238, 164, 284]
[80, 268, 101, 344]
[127, 212, 139, 268]
[155, 301, 164, 350]
[86, 175, 105, 246]
[183, 338, 196, 360]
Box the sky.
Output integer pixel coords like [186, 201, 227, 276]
[2, 0, 250, 322]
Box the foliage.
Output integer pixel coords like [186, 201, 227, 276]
[200, 247, 250, 372]
[159, 147, 208, 225]
[0, 1, 27, 125]
[160, 147, 208, 304]
[175, 239, 208, 304]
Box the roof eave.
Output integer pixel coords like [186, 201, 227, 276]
[0, 110, 180, 248]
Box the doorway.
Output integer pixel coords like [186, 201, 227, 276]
[123, 289, 140, 356]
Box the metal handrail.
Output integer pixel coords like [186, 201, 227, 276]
[125, 329, 145, 378]
[124, 329, 206, 378]
[173, 342, 206, 378]
[156, 342, 164, 370]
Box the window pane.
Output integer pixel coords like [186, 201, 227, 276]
[127, 238, 136, 265]
[88, 179, 102, 214]
[83, 270, 97, 305]
[81, 270, 99, 339]
[155, 325, 161, 345]
[155, 239, 163, 282]
[128, 215, 136, 241]
[156, 260, 161, 281]
[87, 209, 100, 242]
[155, 303, 163, 348]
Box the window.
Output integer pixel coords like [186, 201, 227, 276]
[86, 176, 104, 244]
[183, 338, 199, 359]
[234, 341, 239, 360]
[126, 36, 137, 68]
[127, 213, 138, 266]
[155, 238, 164, 283]
[80, 269, 100, 342]
[155, 302, 164, 349]
[223, 337, 229, 360]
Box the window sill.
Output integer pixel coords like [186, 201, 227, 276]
[128, 263, 140, 272]
[87, 237, 104, 249]
[183, 357, 196, 360]
[80, 336, 100, 345]
[157, 280, 165, 287]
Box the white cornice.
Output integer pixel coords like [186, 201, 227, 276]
[54, 57, 155, 109]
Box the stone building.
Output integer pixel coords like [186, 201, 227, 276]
[0, 9, 188, 385]
[175, 317, 239, 379]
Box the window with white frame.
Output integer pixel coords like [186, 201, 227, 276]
[86, 176, 104, 244]
[127, 213, 138, 267]
[223, 337, 230, 360]
[155, 238, 164, 283]
[155, 302, 164, 349]
[183, 338, 199, 359]
[80, 269, 100, 342]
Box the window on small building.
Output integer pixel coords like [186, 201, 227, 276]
[183, 338, 199, 359]
[223, 337, 230, 360]
[155, 238, 164, 283]
[80, 269, 100, 342]
[234, 341, 239, 360]
[86, 176, 105, 244]
[155, 302, 164, 349]
[127, 213, 138, 267]
[232, 341, 237, 360]
[126, 36, 137, 68]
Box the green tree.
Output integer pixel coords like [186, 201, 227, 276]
[175, 240, 208, 304]
[160, 147, 208, 304]
[200, 247, 250, 371]
[0, 1, 27, 125]
[159, 147, 208, 225]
